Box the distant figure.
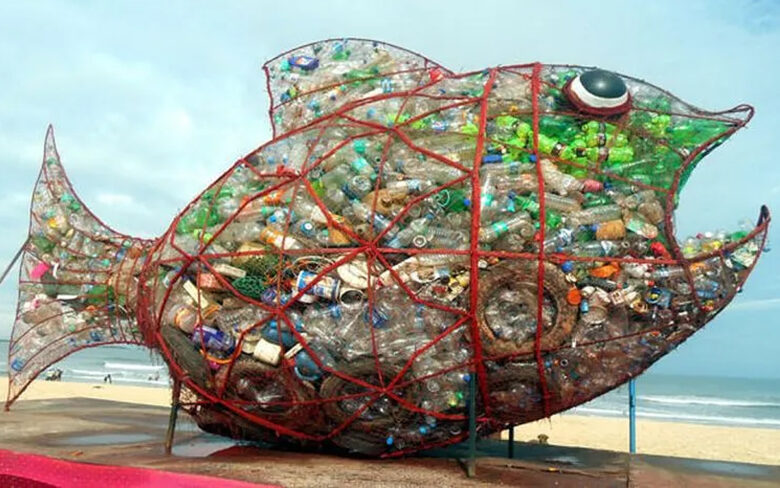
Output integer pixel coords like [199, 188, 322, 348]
[103, 374, 112, 384]
[45, 369, 62, 381]
[537, 434, 549, 445]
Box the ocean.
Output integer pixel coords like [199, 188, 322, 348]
[1, 339, 779, 429]
[0, 339, 169, 388]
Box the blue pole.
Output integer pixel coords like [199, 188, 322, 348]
[467, 371, 477, 476]
[628, 378, 636, 454]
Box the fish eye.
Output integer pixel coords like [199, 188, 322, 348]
[565, 69, 630, 116]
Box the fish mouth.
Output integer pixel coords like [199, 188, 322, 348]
[668, 205, 770, 316]
[649, 100, 768, 317]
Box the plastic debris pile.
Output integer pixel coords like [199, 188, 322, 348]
[6, 39, 769, 456]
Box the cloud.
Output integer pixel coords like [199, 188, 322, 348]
[730, 298, 780, 311]
[0, 0, 778, 376]
[96, 192, 134, 206]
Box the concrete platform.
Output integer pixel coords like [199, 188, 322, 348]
[1, 398, 778, 487]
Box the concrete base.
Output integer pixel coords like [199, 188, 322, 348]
[2, 398, 778, 487]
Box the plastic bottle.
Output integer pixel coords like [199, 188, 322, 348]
[397, 161, 463, 184]
[650, 266, 686, 280]
[165, 303, 199, 334]
[569, 204, 623, 226]
[479, 212, 534, 243]
[386, 217, 429, 248]
[259, 226, 302, 250]
[320, 164, 352, 189]
[540, 159, 583, 195]
[543, 228, 575, 253]
[290, 193, 329, 224]
[342, 175, 373, 200]
[350, 200, 397, 239]
[543, 193, 581, 213]
[572, 240, 620, 257]
[191, 325, 235, 353]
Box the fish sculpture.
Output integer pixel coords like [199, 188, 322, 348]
[4, 38, 770, 456]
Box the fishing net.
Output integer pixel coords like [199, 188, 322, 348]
[6, 39, 770, 457]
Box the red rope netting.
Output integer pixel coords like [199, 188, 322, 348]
[7, 39, 770, 456]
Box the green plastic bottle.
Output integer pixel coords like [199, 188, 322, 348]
[436, 188, 471, 213]
[668, 119, 728, 147]
[540, 116, 579, 142]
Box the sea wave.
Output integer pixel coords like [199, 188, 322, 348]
[69, 374, 169, 387]
[573, 406, 780, 427]
[65, 369, 168, 387]
[104, 361, 166, 372]
[640, 395, 780, 408]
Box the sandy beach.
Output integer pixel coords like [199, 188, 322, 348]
[2, 377, 779, 466]
[0, 377, 171, 408]
[509, 415, 780, 466]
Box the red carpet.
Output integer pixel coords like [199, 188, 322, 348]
[0, 449, 278, 488]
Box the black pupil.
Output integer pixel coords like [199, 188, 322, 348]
[580, 70, 627, 99]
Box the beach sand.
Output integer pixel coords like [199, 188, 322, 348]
[0, 377, 170, 408]
[2, 378, 779, 466]
[508, 415, 780, 466]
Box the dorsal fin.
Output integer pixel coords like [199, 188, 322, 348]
[262, 38, 452, 136]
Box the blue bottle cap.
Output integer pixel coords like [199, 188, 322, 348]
[529, 154, 537, 163]
[561, 261, 574, 273]
[287, 55, 319, 71]
[386, 436, 394, 446]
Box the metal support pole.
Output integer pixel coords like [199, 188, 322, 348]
[466, 372, 477, 477]
[0, 238, 28, 286]
[508, 425, 515, 459]
[164, 378, 182, 455]
[628, 378, 636, 454]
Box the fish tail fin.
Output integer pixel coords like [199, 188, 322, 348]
[5, 126, 155, 409]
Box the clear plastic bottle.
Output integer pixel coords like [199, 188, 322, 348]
[386, 217, 430, 248]
[572, 240, 620, 257]
[385, 179, 434, 194]
[290, 193, 328, 225]
[322, 187, 349, 212]
[543, 227, 575, 253]
[479, 212, 534, 243]
[650, 266, 686, 280]
[543, 193, 581, 213]
[540, 158, 582, 195]
[320, 164, 351, 189]
[569, 204, 623, 226]
[350, 201, 397, 239]
[342, 175, 373, 200]
[425, 227, 468, 248]
[398, 161, 463, 184]
[164, 303, 199, 334]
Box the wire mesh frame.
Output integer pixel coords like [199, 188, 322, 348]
[139, 62, 769, 455]
[4, 46, 770, 456]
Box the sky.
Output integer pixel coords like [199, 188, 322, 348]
[0, 1, 778, 378]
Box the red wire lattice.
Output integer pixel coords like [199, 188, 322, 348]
[5, 39, 771, 457]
